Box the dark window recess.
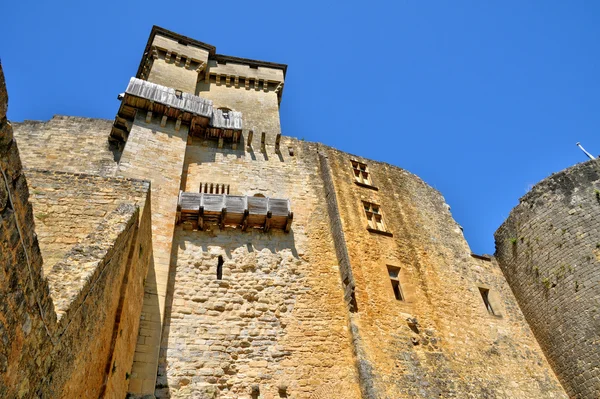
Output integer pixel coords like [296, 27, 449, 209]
[217, 255, 224, 280]
[387, 265, 404, 301]
[479, 287, 495, 315]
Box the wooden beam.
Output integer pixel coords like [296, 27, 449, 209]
[198, 206, 204, 231]
[247, 130, 253, 148]
[264, 211, 272, 233]
[241, 209, 249, 232]
[285, 212, 294, 233]
[220, 206, 227, 230]
[261, 132, 266, 152]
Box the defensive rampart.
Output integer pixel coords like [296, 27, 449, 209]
[495, 159, 600, 398]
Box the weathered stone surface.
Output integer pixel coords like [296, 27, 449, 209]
[495, 159, 600, 398]
[0, 62, 153, 398]
[12, 116, 120, 176]
[1, 27, 581, 399]
[25, 168, 149, 274]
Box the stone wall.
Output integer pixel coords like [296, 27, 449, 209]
[12, 116, 119, 176]
[147, 58, 199, 95]
[118, 114, 190, 396]
[196, 81, 282, 141]
[156, 137, 361, 399]
[26, 168, 150, 274]
[0, 62, 54, 399]
[0, 63, 152, 398]
[324, 146, 567, 398]
[495, 159, 600, 398]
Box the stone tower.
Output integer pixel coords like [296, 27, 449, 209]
[1, 26, 574, 398]
[495, 159, 600, 398]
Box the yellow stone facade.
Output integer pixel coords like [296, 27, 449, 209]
[1, 26, 587, 399]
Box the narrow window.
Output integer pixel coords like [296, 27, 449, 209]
[363, 201, 387, 232]
[479, 287, 495, 315]
[217, 255, 223, 280]
[351, 160, 373, 186]
[387, 265, 404, 301]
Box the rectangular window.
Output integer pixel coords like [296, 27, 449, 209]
[479, 287, 495, 315]
[363, 201, 386, 232]
[351, 160, 375, 187]
[387, 265, 404, 301]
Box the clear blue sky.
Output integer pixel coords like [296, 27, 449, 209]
[1, 1, 599, 254]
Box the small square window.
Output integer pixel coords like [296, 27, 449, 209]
[387, 265, 404, 301]
[363, 201, 388, 233]
[351, 160, 376, 189]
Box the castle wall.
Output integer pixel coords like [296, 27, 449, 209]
[147, 58, 199, 95]
[156, 137, 361, 399]
[12, 116, 119, 176]
[25, 168, 150, 274]
[1, 64, 153, 398]
[495, 159, 600, 398]
[0, 63, 55, 399]
[116, 114, 190, 395]
[196, 79, 282, 139]
[324, 147, 567, 398]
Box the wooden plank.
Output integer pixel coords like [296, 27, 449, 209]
[203, 194, 224, 212]
[248, 196, 268, 215]
[225, 195, 246, 214]
[269, 198, 289, 217]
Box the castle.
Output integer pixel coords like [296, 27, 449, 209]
[0, 26, 597, 398]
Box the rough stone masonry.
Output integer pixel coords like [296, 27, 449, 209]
[0, 25, 594, 398]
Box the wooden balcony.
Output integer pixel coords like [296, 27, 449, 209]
[176, 192, 293, 232]
[110, 78, 243, 145]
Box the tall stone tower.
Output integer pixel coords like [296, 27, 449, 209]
[495, 159, 600, 398]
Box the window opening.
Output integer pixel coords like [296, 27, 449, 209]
[387, 265, 404, 301]
[217, 255, 223, 280]
[363, 201, 386, 232]
[351, 160, 373, 186]
[479, 287, 495, 315]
